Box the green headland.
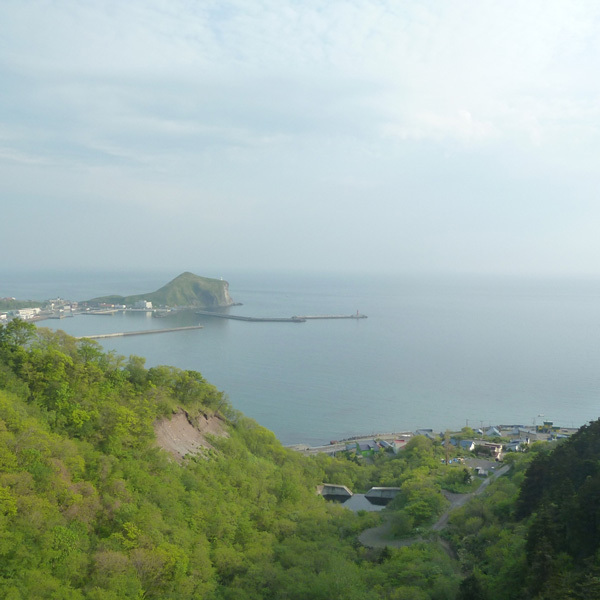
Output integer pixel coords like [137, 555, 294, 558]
[88, 271, 235, 308]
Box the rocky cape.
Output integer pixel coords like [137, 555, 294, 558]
[87, 271, 235, 308]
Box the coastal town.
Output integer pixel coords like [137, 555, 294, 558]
[1, 280, 579, 459]
[0, 297, 157, 324]
[290, 420, 576, 464]
[1, 299, 577, 456]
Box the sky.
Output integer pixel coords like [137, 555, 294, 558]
[2, 0, 600, 276]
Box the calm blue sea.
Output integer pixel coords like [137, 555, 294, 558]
[2, 269, 600, 445]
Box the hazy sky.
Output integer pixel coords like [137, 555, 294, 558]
[2, 1, 600, 276]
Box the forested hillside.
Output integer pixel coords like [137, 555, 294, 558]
[445, 423, 600, 599]
[0, 319, 598, 599]
[0, 320, 460, 599]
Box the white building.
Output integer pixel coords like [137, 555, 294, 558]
[15, 308, 41, 320]
[134, 300, 153, 309]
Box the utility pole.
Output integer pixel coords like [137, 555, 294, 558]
[445, 429, 450, 466]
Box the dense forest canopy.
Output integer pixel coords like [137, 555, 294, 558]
[0, 319, 599, 599]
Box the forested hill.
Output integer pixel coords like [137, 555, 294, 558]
[444, 419, 600, 600]
[0, 319, 459, 599]
[1, 318, 599, 599]
[88, 271, 234, 307]
[513, 419, 600, 596]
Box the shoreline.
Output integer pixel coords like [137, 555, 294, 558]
[287, 424, 579, 455]
[286, 431, 414, 455]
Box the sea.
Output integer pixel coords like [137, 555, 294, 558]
[1, 268, 600, 446]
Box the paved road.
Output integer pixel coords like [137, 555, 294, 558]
[358, 464, 511, 549]
[432, 464, 510, 531]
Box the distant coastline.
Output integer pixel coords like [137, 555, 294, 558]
[290, 423, 579, 455]
[5, 270, 600, 446]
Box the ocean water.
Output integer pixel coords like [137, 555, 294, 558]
[2, 269, 600, 445]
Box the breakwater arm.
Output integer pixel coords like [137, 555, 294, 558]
[77, 325, 204, 340]
[196, 311, 306, 322]
[294, 314, 367, 319]
[196, 311, 368, 322]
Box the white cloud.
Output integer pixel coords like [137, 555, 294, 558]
[3, 0, 600, 154]
[2, 0, 600, 273]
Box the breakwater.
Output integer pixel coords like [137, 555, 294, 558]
[197, 311, 368, 322]
[294, 313, 367, 320]
[196, 311, 306, 322]
[77, 325, 204, 340]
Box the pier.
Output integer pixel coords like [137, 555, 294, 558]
[196, 311, 368, 322]
[294, 313, 367, 320]
[77, 325, 204, 340]
[196, 311, 306, 323]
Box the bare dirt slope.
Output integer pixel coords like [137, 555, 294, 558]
[154, 410, 228, 461]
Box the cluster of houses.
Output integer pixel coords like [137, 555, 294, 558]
[134, 300, 153, 309]
[417, 424, 569, 461]
[343, 436, 412, 457]
[1, 298, 80, 324]
[0, 297, 156, 325]
[0, 307, 42, 323]
[337, 423, 571, 462]
[85, 300, 152, 310]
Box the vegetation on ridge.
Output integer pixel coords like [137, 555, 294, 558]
[0, 320, 460, 599]
[0, 299, 46, 311]
[0, 318, 599, 599]
[87, 272, 234, 308]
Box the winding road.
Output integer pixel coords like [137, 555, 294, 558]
[358, 464, 511, 549]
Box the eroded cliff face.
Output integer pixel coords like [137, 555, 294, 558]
[221, 281, 234, 306]
[154, 410, 229, 462]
